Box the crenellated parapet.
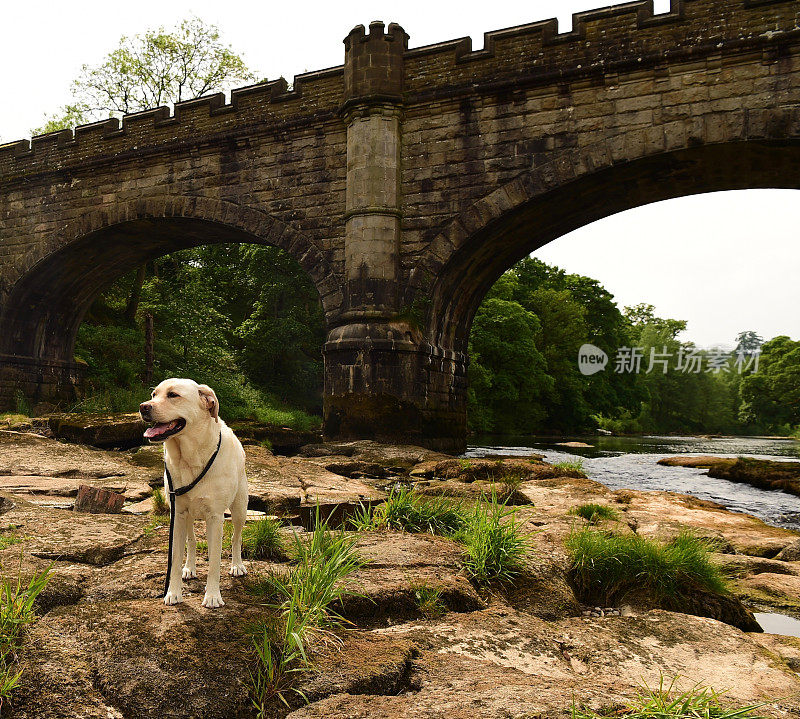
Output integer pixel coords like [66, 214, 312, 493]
[2, 0, 797, 183]
[403, 0, 799, 98]
[0, 70, 343, 181]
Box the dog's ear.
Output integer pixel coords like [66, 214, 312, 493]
[197, 384, 219, 422]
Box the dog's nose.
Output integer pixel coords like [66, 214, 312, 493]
[140, 402, 152, 417]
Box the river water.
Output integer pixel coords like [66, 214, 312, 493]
[465, 435, 800, 531]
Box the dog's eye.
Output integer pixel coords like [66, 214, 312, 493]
[167, 392, 180, 398]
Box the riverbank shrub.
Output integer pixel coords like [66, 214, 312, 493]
[566, 529, 728, 607]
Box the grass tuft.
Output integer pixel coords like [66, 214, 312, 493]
[0, 556, 51, 711]
[351, 486, 469, 536]
[572, 676, 772, 719]
[151, 488, 169, 517]
[569, 503, 620, 524]
[249, 513, 363, 715]
[242, 517, 285, 561]
[566, 528, 728, 607]
[457, 495, 529, 585]
[409, 580, 446, 618]
[554, 458, 585, 473]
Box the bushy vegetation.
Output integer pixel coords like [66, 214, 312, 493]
[566, 529, 728, 607]
[242, 517, 285, 561]
[569, 503, 620, 524]
[351, 487, 469, 536]
[572, 677, 771, 719]
[0, 561, 51, 711]
[71, 243, 324, 430]
[469, 258, 798, 437]
[249, 517, 363, 713]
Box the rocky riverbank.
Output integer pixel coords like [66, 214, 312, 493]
[658, 455, 800, 497]
[1, 429, 799, 718]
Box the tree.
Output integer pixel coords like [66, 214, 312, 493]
[739, 336, 800, 431]
[34, 17, 254, 133]
[735, 330, 764, 355]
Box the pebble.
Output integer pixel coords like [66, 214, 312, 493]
[581, 605, 621, 618]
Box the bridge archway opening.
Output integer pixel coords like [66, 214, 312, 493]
[427, 139, 800, 358]
[2, 215, 328, 412]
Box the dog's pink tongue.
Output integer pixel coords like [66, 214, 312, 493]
[144, 422, 173, 439]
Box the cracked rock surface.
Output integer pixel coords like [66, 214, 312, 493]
[0, 432, 799, 718]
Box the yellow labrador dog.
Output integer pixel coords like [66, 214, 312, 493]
[139, 378, 248, 608]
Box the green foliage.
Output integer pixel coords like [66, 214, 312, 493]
[34, 17, 254, 133]
[0, 559, 51, 711]
[457, 496, 529, 585]
[566, 529, 728, 607]
[242, 517, 285, 561]
[249, 518, 363, 713]
[151, 488, 169, 517]
[468, 258, 640, 435]
[409, 580, 446, 618]
[73, 245, 324, 428]
[739, 335, 800, 432]
[569, 503, 619, 524]
[467, 296, 553, 433]
[572, 677, 771, 719]
[353, 487, 469, 536]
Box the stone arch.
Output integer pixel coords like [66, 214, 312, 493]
[1, 194, 340, 363]
[407, 108, 800, 355]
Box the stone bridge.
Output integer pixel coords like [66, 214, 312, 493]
[1, 0, 799, 451]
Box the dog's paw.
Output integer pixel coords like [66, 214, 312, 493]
[229, 563, 247, 577]
[182, 566, 197, 580]
[164, 589, 183, 605]
[201, 590, 225, 609]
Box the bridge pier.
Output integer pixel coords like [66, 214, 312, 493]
[323, 324, 467, 453]
[321, 21, 468, 452]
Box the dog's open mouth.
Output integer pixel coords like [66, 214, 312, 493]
[143, 418, 186, 442]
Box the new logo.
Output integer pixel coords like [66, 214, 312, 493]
[578, 344, 608, 376]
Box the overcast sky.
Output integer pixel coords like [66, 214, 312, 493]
[2, 0, 797, 348]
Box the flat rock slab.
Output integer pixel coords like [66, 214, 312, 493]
[15, 597, 260, 719]
[46, 412, 147, 449]
[289, 608, 800, 719]
[0, 474, 150, 501]
[0, 495, 149, 565]
[617, 488, 798, 557]
[245, 445, 384, 519]
[298, 439, 448, 466]
[736, 571, 800, 612]
[0, 433, 159, 496]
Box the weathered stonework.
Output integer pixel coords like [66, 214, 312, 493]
[1, 0, 799, 451]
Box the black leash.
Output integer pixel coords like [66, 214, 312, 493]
[163, 430, 222, 598]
